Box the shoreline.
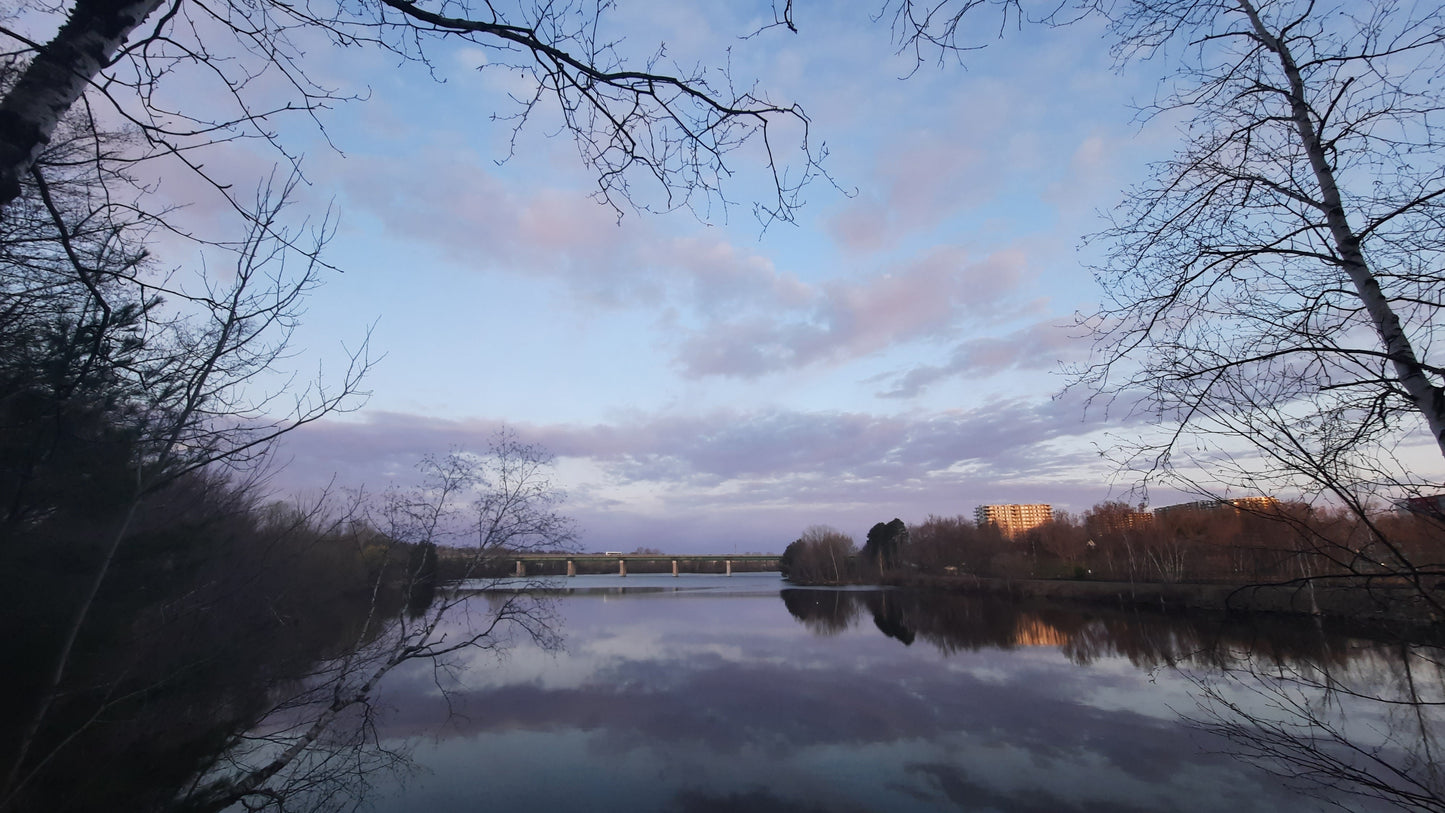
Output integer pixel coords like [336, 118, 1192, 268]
[872, 573, 1444, 633]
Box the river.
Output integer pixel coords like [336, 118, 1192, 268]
[233, 572, 1437, 813]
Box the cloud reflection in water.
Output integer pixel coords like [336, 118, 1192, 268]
[365, 575, 1427, 812]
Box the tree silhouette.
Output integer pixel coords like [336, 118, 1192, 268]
[0, 0, 821, 224]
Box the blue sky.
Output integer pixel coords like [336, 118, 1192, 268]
[83, 1, 1291, 550]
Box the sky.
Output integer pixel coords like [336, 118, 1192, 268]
[46, 0, 1405, 551]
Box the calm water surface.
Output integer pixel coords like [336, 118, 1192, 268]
[334, 573, 1440, 813]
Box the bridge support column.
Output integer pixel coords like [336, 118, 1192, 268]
[567, 560, 576, 577]
[725, 559, 732, 576]
[619, 559, 627, 577]
[515, 560, 525, 577]
[672, 560, 678, 577]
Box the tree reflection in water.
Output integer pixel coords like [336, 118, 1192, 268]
[175, 588, 561, 813]
[1186, 640, 1443, 812]
[781, 588, 1444, 811]
[176, 446, 571, 813]
[0, 442, 572, 813]
[779, 589, 863, 637]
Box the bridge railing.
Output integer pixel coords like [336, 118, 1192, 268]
[505, 554, 780, 577]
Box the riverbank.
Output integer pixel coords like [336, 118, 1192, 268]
[884, 573, 1444, 632]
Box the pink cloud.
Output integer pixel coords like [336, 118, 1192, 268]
[261, 392, 1150, 550]
[248, 368, 1188, 554]
[656, 235, 813, 313]
[879, 318, 1091, 398]
[825, 131, 991, 253]
[325, 146, 813, 312]
[673, 247, 1032, 378]
[329, 145, 1041, 380]
[270, 389, 1135, 494]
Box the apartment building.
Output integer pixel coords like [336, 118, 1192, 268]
[1153, 496, 1279, 517]
[1085, 508, 1154, 537]
[974, 504, 1053, 538]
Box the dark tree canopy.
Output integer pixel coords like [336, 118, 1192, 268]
[862, 517, 908, 574]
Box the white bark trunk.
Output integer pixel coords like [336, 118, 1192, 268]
[1239, 0, 1445, 458]
[0, 0, 166, 208]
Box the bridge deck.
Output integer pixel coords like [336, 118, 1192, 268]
[499, 552, 780, 576]
[512, 553, 778, 562]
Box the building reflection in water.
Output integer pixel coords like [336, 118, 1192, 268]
[781, 587, 1444, 812]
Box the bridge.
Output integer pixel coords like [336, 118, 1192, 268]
[507, 553, 780, 577]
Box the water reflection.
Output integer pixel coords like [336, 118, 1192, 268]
[782, 587, 1445, 811]
[783, 587, 1396, 666]
[9, 573, 1439, 812]
[300, 577, 1408, 812]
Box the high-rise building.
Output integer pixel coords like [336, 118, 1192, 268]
[1085, 507, 1154, 537]
[975, 504, 1053, 538]
[1154, 496, 1279, 517]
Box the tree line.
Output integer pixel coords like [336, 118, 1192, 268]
[780, 499, 1442, 593]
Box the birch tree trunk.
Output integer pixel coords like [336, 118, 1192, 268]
[0, 0, 165, 209]
[1238, 0, 1445, 458]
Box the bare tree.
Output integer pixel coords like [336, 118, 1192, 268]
[1069, 0, 1445, 464]
[781, 524, 857, 584]
[0, 172, 371, 805]
[0, 0, 823, 225]
[879, 0, 1445, 599]
[178, 437, 573, 813]
[1147, 382, 1445, 617]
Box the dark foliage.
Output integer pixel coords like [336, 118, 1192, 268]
[860, 518, 908, 577]
[0, 475, 418, 813]
[779, 526, 856, 585]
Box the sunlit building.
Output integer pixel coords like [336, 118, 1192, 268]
[1154, 496, 1279, 517]
[1085, 511, 1153, 542]
[975, 503, 1052, 538]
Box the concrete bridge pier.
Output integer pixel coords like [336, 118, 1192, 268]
[725, 559, 732, 576]
[566, 560, 576, 577]
[515, 560, 525, 577]
[618, 558, 627, 577]
[672, 559, 679, 577]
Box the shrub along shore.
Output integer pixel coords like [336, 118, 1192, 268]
[882, 573, 1444, 631]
